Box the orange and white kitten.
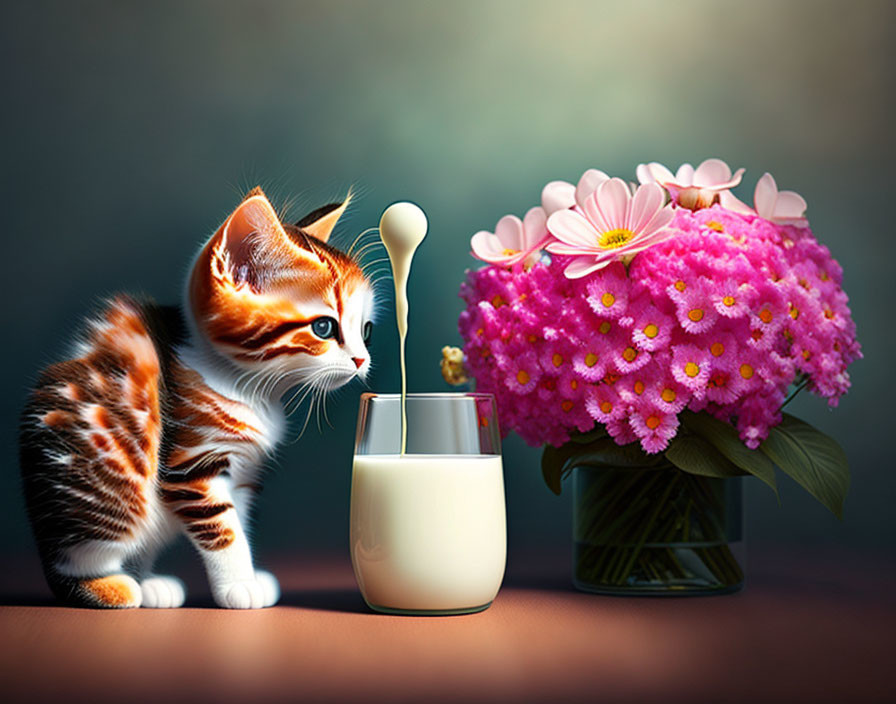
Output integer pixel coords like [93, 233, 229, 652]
[19, 188, 375, 609]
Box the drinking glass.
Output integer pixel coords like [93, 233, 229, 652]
[350, 392, 505, 615]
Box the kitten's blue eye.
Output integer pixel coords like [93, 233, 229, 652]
[311, 317, 338, 340]
[363, 321, 373, 344]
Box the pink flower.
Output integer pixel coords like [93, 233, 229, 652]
[458, 167, 860, 452]
[502, 351, 541, 395]
[637, 158, 745, 210]
[470, 207, 549, 268]
[585, 262, 631, 319]
[546, 179, 675, 279]
[630, 403, 680, 454]
[668, 279, 719, 334]
[721, 172, 809, 227]
[540, 169, 610, 215]
[606, 416, 639, 446]
[585, 384, 625, 424]
[712, 279, 756, 319]
[671, 344, 711, 395]
[629, 296, 675, 353]
[647, 377, 689, 415]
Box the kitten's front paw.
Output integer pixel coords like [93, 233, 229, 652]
[254, 569, 280, 606]
[214, 572, 279, 609]
[141, 576, 186, 608]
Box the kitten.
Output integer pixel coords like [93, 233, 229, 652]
[19, 187, 375, 609]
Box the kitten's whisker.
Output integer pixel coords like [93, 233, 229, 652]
[360, 257, 391, 270]
[352, 241, 384, 261]
[347, 227, 380, 257]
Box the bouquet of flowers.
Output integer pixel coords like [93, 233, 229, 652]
[447, 159, 861, 593]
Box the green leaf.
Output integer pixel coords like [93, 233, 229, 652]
[541, 443, 573, 495]
[681, 411, 778, 494]
[665, 434, 746, 478]
[567, 425, 611, 444]
[541, 436, 659, 495]
[759, 413, 850, 519]
[571, 438, 663, 469]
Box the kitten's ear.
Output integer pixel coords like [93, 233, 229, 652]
[295, 192, 352, 243]
[212, 188, 322, 289]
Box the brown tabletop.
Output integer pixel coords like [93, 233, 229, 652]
[1, 550, 893, 704]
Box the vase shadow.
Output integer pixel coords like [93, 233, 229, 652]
[502, 573, 577, 593]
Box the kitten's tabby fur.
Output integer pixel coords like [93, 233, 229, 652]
[19, 188, 375, 609]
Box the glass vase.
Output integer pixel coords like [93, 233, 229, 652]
[572, 463, 743, 595]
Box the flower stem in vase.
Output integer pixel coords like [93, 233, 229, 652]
[572, 464, 743, 595]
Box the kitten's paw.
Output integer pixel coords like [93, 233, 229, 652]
[140, 576, 186, 608]
[214, 573, 279, 609]
[254, 570, 280, 606]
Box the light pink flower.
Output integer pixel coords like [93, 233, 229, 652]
[720, 172, 809, 227]
[637, 158, 745, 210]
[546, 178, 675, 279]
[470, 207, 549, 268]
[541, 169, 610, 215]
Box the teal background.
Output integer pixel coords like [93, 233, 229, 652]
[1, 0, 892, 567]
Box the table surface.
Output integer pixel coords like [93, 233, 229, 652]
[1, 550, 893, 704]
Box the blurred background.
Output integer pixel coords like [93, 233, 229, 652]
[1, 0, 892, 577]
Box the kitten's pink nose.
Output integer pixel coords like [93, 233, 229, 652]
[352, 357, 365, 369]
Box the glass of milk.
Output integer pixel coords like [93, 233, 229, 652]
[350, 392, 506, 615]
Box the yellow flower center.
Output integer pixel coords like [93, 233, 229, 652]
[622, 347, 637, 362]
[552, 353, 563, 367]
[570, 379, 578, 390]
[584, 353, 599, 368]
[740, 364, 754, 379]
[601, 292, 615, 308]
[789, 305, 799, 320]
[824, 309, 835, 320]
[688, 309, 704, 322]
[599, 401, 613, 414]
[561, 400, 574, 412]
[516, 370, 530, 385]
[723, 296, 736, 307]
[491, 295, 505, 308]
[705, 220, 724, 232]
[643, 323, 659, 339]
[685, 362, 700, 378]
[502, 248, 519, 257]
[646, 415, 661, 430]
[527, 334, 537, 343]
[598, 228, 634, 249]
[710, 342, 725, 357]
[476, 327, 484, 336]
[759, 309, 773, 324]
[661, 388, 676, 403]
[599, 321, 612, 334]
[802, 349, 811, 360]
[633, 380, 645, 395]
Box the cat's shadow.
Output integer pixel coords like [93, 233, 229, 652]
[0, 594, 64, 608]
[279, 587, 369, 614]
[0, 589, 369, 613]
[165, 587, 370, 613]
